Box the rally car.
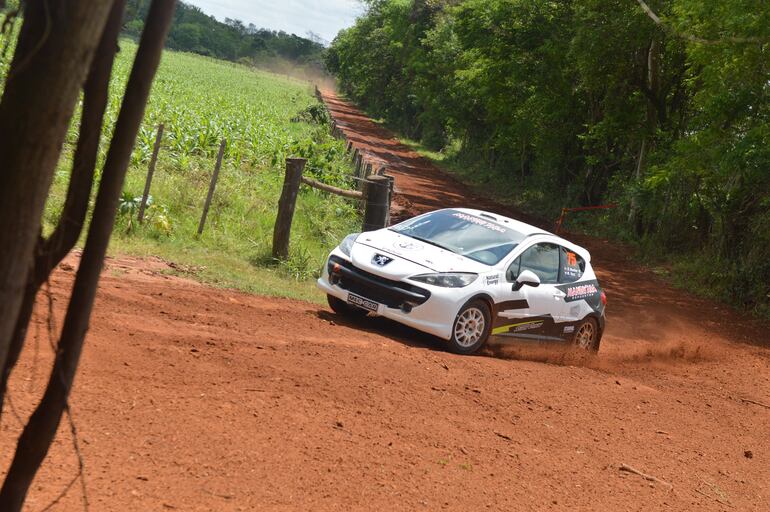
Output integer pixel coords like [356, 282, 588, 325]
[317, 208, 606, 354]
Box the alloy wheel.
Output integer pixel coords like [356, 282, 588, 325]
[454, 307, 486, 348]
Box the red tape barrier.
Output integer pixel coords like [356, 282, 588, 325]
[554, 204, 617, 234]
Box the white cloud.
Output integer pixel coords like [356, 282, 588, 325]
[184, 0, 364, 43]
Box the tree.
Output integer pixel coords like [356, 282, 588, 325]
[0, 0, 177, 509]
[328, 0, 770, 315]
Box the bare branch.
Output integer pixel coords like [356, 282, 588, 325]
[635, 0, 766, 45]
[619, 463, 673, 490]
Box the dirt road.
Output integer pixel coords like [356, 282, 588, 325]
[1, 93, 769, 511]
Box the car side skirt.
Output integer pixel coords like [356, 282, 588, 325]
[491, 314, 578, 342]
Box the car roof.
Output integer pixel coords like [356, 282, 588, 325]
[451, 208, 591, 261]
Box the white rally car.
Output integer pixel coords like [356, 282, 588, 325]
[317, 208, 606, 354]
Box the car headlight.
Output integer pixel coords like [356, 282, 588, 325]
[410, 272, 478, 288]
[338, 233, 360, 257]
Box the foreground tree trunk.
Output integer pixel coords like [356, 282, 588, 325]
[0, 0, 113, 398]
[0, 1, 177, 509]
[0, 0, 127, 416]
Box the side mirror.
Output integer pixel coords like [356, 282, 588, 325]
[512, 269, 540, 291]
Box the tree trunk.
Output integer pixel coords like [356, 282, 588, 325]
[0, 0, 127, 417]
[0, 1, 177, 509]
[0, 0, 114, 396]
[628, 37, 660, 233]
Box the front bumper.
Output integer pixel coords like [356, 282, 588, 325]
[326, 255, 431, 310]
[317, 253, 461, 340]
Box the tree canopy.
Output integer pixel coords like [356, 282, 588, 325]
[327, 0, 770, 315]
[125, 0, 326, 73]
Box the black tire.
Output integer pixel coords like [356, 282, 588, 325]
[447, 300, 492, 355]
[571, 317, 600, 352]
[327, 294, 368, 318]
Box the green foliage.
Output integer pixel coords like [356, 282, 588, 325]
[109, 42, 357, 292]
[0, 34, 359, 302]
[117, 193, 172, 237]
[292, 103, 331, 125]
[329, 0, 770, 316]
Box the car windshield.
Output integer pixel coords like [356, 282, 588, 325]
[390, 209, 525, 265]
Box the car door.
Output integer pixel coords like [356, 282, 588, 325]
[493, 242, 563, 340]
[557, 245, 588, 324]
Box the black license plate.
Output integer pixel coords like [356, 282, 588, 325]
[347, 293, 379, 312]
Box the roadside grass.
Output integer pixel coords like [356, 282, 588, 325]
[19, 39, 361, 303]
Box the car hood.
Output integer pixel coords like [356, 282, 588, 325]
[352, 229, 490, 279]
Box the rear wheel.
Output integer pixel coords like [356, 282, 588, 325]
[572, 317, 600, 352]
[448, 300, 491, 355]
[327, 294, 368, 318]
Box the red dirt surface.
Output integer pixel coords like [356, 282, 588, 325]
[2, 92, 769, 511]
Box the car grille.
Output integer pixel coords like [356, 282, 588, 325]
[328, 255, 430, 309]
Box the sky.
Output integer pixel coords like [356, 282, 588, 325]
[185, 0, 364, 44]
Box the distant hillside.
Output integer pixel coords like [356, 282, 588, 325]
[124, 0, 326, 76]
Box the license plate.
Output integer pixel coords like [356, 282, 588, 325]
[347, 292, 379, 312]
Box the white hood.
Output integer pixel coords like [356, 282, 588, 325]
[351, 229, 490, 279]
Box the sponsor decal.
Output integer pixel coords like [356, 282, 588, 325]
[557, 279, 602, 308]
[492, 319, 542, 335]
[514, 321, 543, 333]
[452, 212, 507, 233]
[485, 274, 501, 286]
[372, 254, 393, 267]
[566, 283, 598, 299]
[563, 325, 575, 334]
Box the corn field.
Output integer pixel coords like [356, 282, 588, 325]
[0, 32, 360, 300]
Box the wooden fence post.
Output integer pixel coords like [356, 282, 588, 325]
[272, 158, 307, 260]
[355, 157, 366, 193]
[197, 139, 227, 235]
[346, 141, 353, 153]
[382, 173, 395, 226]
[137, 123, 164, 223]
[362, 175, 391, 232]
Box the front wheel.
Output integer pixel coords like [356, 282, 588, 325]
[448, 300, 491, 355]
[572, 317, 600, 352]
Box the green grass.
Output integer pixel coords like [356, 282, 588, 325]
[1, 33, 360, 304]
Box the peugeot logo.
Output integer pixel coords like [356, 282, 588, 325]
[372, 254, 393, 267]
